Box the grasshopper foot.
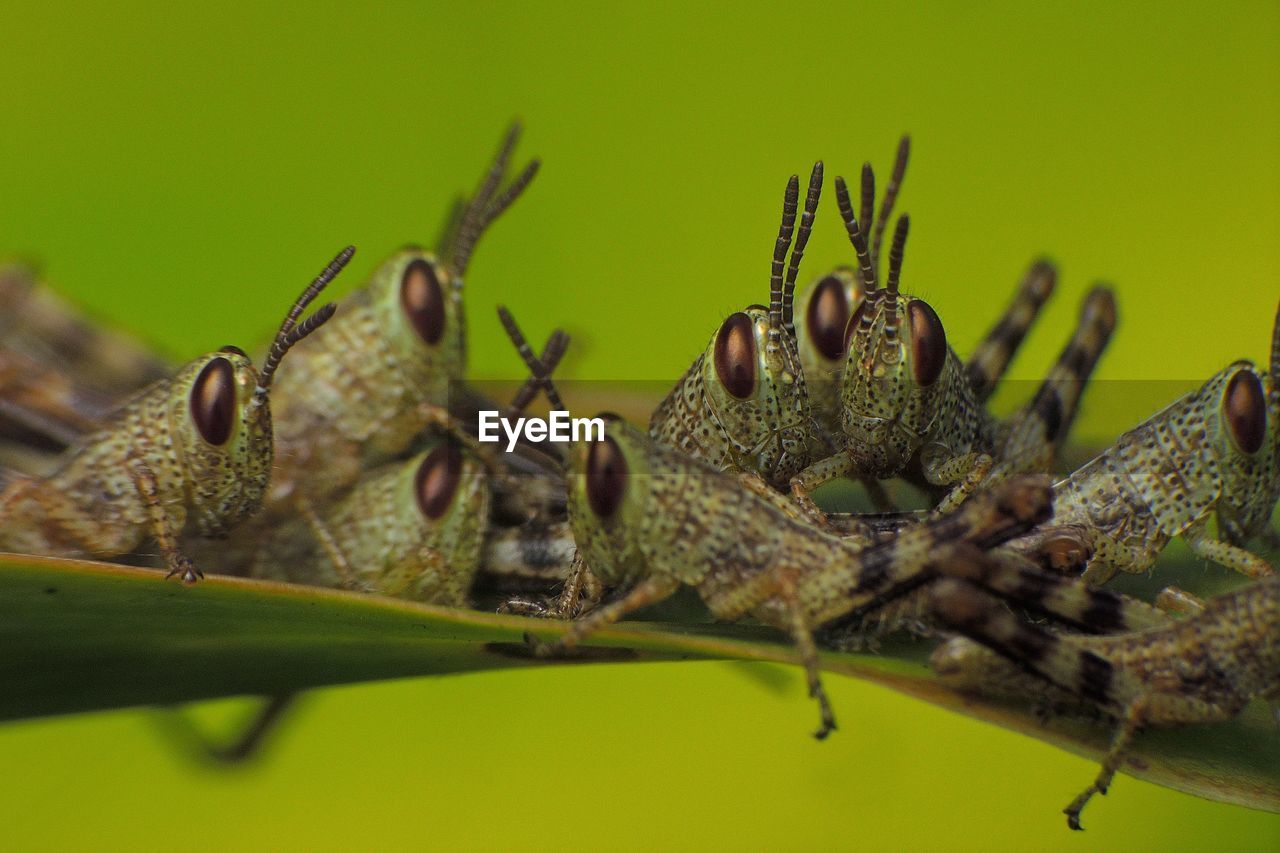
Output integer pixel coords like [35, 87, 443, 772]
[165, 557, 203, 584]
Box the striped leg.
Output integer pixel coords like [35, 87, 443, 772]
[994, 285, 1117, 477]
[965, 259, 1057, 403]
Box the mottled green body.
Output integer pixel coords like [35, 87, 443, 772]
[267, 249, 464, 504]
[0, 351, 270, 569]
[548, 416, 1050, 736]
[251, 445, 490, 605]
[1018, 359, 1280, 582]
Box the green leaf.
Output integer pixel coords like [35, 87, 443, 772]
[2, 552, 1276, 814]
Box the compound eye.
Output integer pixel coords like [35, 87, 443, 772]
[415, 444, 463, 520]
[713, 312, 757, 399]
[908, 299, 947, 386]
[843, 298, 870, 351]
[585, 434, 628, 520]
[190, 356, 236, 446]
[400, 258, 446, 345]
[1224, 369, 1266, 454]
[807, 276, 851, 361]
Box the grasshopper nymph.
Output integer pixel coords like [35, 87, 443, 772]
[0, 248, 349, 582]
[1011, 302, 1280, 583]
[501, 321, 1053, 737]
[265, 124, 539, 506]
[792, 177, 1116, 513]
[792, 137, 1058, 444]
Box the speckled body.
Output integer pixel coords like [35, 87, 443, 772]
[267, 250, 465, 505]
[251, 445, 490, 606]
[791, 267, 860, 439]
[0, 351, 270, 558]
[567, 420, 1048, 627]
[931, 566, 1280, 828]
[1023, 362, 1280, 582]
[649, 307, 819, 490]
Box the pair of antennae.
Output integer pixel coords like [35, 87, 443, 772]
[496, 305, 568, 415]
[447, 123, 541, 285]
[768, 161, 824, 343]
[253, 246, 351, 402]
[835, 137, 912, 340]
[835, 135, 911, 295]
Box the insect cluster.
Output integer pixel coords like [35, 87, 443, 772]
[1, 128, 1276, 831]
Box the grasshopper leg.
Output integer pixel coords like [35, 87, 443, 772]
[777, 574, 837, 740]
[1183, 520, 1275, 579]
[132, 464, 201, 583]
[1064, 697, 1145, 830]
[526, 574, 679, 657]
[926, 451, 993, 513]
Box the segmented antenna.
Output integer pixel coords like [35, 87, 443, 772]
[859, 163, 875, 255]
[871, 135, 910, 268]
[506, 329, 570, 418]
[253, 246, 352, 402]
[1271, 300, 1280, 413]
[447, 123, 541, 285]
[883, 216, 910, 340]
[768, 174, 801, 345]
[833, 175, 877, 292]
[496, 305, 567, 412]
[782, 161, 823, 332]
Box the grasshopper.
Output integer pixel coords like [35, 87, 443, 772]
[508, 317, 1053, 736]
[1010, 302, 1280, 583]
[648, 162, 824, 490]
[263, 125, 539, 507]
[792, 137, 1058, 445]
[0, 248, 349, 582]
[927, 561, 1279, 830]
[791, 174, 1117, 513]
[248, 321, 570, 605]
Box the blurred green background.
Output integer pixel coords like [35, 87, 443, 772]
[1, 0, 1278, 849]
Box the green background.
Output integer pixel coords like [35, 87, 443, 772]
[1, 1, 1278, 849]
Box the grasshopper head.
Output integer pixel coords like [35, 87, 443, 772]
[372, 248, 467, 403]
[350, 441, 491, 605]
[175, 248, 347, 536]
[696, 303, 814, 487]
[565, 416, 653, 588]
[654, 163, 823, 488]
[793, 266, 864, 403]
[172, 347, 275, 535]
[1211, 305, 1280, 541]
[836, 211, 953, 475]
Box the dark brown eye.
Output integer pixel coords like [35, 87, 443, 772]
[190, 357, 236, 446]
[714, 312, 757, 399]
[400, 258, 446, 345]
[807, 276, 851, 361]
[415, 444, 463, 519]
[586, 434, 628, 520]
[843, 298, 870, 351]
[908, 299, 947, 386]
[1224, 370, 1266, 454]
